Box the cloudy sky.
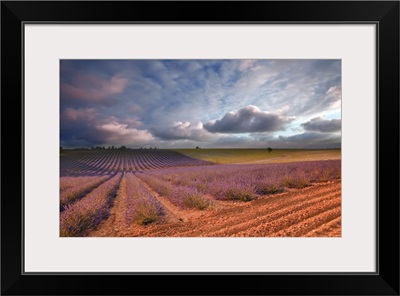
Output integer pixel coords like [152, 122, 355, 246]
[60, 59, 341, 149]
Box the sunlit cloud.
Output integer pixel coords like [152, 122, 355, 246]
[95, 121, 154, 146]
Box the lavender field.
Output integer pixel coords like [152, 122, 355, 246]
[59, 59, 342, 236]
[60, 149, 341, 237]
[60, 149, 211, 177]
[137, 160, 341, 205]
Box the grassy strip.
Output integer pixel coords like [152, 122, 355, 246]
[171, 148, 341, 164]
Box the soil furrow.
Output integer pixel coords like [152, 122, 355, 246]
[182, 187, 340, 237]
[268, 206, 341, 237]
[134, 181, 340, 237]
[207, 193, 341, 237]
[303, 216, 342, 237]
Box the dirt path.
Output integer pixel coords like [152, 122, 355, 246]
[88, 174, 128, 237]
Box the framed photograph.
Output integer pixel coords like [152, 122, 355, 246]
[2, 1, 399, 295]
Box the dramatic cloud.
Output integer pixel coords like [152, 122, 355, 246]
[204, 105, 292, 133]
[93, 121, 154, 146]
[60, 108, 153, 147]
[60, 60, 341, 148]
[150, 121, 214, 141]
[61, 72, 128, 104]
[301, 117, 341, 132]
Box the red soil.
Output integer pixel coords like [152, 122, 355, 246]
[88, 179, 341, 237]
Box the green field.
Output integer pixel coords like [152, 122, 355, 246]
[171, 148, 341, 164]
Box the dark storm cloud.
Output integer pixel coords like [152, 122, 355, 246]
[301, 117, 341, 132]
[203, 105, 292, 133]
[150, 121, 214, 141]
[60, 107, 153, 148]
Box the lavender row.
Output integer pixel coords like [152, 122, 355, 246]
[136, 173, 211, 210]
[60, 173, 123, 237]
[60, 175, 111, 211]
[143, 160, 341, 201]
[60, 176, 99, 193]
[124, 172, 164, 225]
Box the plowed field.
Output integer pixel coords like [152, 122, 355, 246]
[89, 179, 341, 237]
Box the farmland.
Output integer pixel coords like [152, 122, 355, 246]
[60, 148, 341, 237]
[172, 148, 341, 164]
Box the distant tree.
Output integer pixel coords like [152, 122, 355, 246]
[267, 147, 273, 153]
[120, 145, 127, 150]
[196, 146, 201, 149]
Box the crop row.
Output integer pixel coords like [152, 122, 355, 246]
[60, 149, 211, 176]
[60, 171, 168, 236]
[138, 160, 341, 203]
[137, 173, 211, 210]
[60, 175, 111, 211]
[60, 176, 97, 193]
[60, 173, 123, 236]
[124, 172, 164, 225]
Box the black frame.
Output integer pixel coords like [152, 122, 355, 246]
[2, 1, 399, 295]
